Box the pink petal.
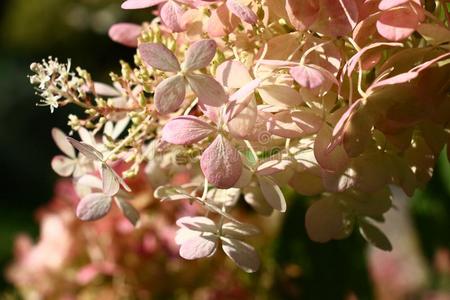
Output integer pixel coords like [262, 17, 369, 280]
[51, 156, 76, 177]
[258, 84, 303, 107]
[290, 110, 323, 135]
[305, 197, 344, 243]
[52, 128, 75, 158]
[290, 65, 326, 89]
[162, 115, 215, 145]
[114, 198, 140, 226]
[200, 135, 242, 188]
[216, 60, 253, 88]
[228, 79, 261, 102]
[321, 0, 359, 36]
[186, 74, 227, 107]
[76, 193, 112, 221]
[160, 0, 185, 32]
[257, 175, 286, 212]
[207, 3, 240, 37]
[285, 0, 319, 31]
[179, 234, 218, 259]
[376, 7, 419, 41]
[369, 72, 418, 91]
[263, 111, 303, 138]
[227, 96, 257, 138]
[330, 99, 362, 147]
[121, 0, 166, 9]
[346, 42, 403, 76]
[154, 75, 186, 114]
[108, 23, 141, 47]
[226, 0, 257, 24]
[314, 125, 349, 173]
[138, 43, 180, 72]
[183, 39, 217, 71]
[378, 0, 410, 10]
[221, 237, 260, 273]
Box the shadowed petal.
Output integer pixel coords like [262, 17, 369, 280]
[187, 73, 227, 107]
[154, 75, 186, 114]
[162, 116, 215, 145]
[221, 237, 260, 273]
[138, 43, 181, 72]
[183, 39, 217, 71]
[76, 193, 112, 221]
[200, 135, 242, 188]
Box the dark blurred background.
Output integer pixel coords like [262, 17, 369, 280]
[0, 0, 146, 292]
[0, 1, 449, 298]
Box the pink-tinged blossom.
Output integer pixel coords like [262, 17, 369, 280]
[108, 23, 141, 47]
[76, 173, 140, 225]
[235, 160, 288, 213]
[376, 0, 424, 41]
[175, 216, 260, 272]
[162, 115, 242, 188]
[51, 128, 93, 177]
[122, 0, 187, 32]
[139, 39, 226, 114]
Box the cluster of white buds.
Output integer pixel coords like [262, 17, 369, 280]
[30, 57, 87, 113]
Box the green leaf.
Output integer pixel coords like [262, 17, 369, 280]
[359, 219, 392, 251]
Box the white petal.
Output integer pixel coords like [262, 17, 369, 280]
[67, 137, 103, 161]
[77, 174, 103, 190]
[176, 216, 217, 232]
[51, 156, 76, 177]
[175, 227, 200, 245]
[76, 193, 112, 221]
[52, 128, 75, 158]
[221, 237, 260, 273]
[222, 222, 260, 238]
[179, 234, 218, 259]
[257, 175, 286, 212]
[102, 164, 120, 196]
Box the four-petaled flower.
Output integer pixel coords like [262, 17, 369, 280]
[175, 216, 260, 273]
[138, 39, 227, 114]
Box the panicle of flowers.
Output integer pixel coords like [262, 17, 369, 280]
[30, 57, 86, 113]
[30, 0, 450, 273]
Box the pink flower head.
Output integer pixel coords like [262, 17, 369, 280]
[122, 0, 188, 32]
[138, 39, 227, 114]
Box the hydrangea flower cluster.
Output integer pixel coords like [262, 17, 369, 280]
[30, 0, 450, 272]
